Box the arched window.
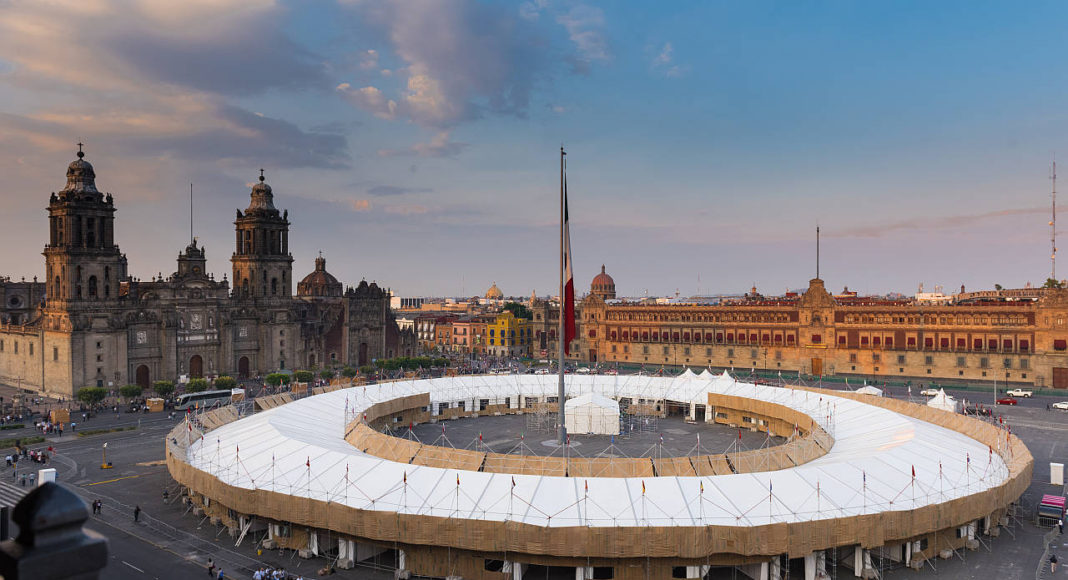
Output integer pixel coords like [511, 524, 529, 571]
[53, 276, 60, 298]
[271, 277, 278, 295]
[242, 278, 250, 297]
[88, 276, 98, 299]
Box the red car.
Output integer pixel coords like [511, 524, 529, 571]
[996, 397, 1019, 406]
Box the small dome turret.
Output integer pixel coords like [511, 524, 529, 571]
[591, 265, 616, 300]
[61, 143, 100, 197]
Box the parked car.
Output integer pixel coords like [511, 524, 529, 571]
[1052, 401, 1068, 411]
[920, 388, 940, 396]
[533, 368, 550, 375]
[1006, 388, 1033, 398]
[995, 397, 1019, 406]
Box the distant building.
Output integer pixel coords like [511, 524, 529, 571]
[487, 311, 531, 358]
[531, 264, 1068, 388]
[0, 149, 414, 396]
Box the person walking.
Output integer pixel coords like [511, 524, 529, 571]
[133, 505, 141, 522]
[207, 557, 215, 577]
[1052, 553, 1059, 574]
[1060, 518, 1064, 534]
[28, 473, 34, 487]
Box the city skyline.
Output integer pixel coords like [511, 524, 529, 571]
[1, 2, 1065, 297]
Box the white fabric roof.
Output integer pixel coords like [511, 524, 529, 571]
[927, 389, 958, 412]
[855, 386, 883, 396]
[183, 375, 1009, 529]
[565, 392, 619, 411]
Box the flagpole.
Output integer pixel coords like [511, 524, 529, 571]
[558, 146, 567, 445]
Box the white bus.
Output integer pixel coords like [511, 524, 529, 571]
[176, 390, 232, 411]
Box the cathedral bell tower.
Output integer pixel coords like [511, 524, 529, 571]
[43, 145, 128, 308]
[231, 170, 292, 299]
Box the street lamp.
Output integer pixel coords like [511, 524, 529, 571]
[100, 442, 113, 469]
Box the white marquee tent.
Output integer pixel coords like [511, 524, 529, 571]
[855, 386, 883, 397]
[565, 392, 620, 435]
[926, 388, 958, 413]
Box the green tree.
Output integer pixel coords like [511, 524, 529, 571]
[153, 380, 175, 399]
[994, 283, 1003, 291]
[214, 376, 237, 390]
[340, 366, 357, 378]
[319, 369, 334, 381]
[293, 370, 315, 383]
[502, 302, 532, 320]
[1044, 278, 1063, 288]
[186, 378, 209, 393]
[265, 373, 290, 387]
[119, 384, 143, 400]
[76, 386, 107, 407]
[358, 365, 376, 375]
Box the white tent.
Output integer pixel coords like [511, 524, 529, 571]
[679, 368, 698, 379]
[855, 385, 883, 397]
[926, 389, 958, 413]
[565, 393, 620, 435]
[698, 369, 715, 380]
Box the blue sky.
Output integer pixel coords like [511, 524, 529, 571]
[0, 1, 1064, 298]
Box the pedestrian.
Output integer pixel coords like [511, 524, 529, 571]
[207, 557, 215, 577]
[19, 473, 25, 487]
[216, 569, 224, 580]
[1060, 518, 1064, 534]
[1052, 553, 1059, 574]
[28, 473, 34, 487]
[133, 505, 141, 522]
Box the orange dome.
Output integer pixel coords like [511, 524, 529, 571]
[591, 265, 616, 299]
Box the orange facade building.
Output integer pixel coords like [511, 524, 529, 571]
[532, 270, 1068, 388]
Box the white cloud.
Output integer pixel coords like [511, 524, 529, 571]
[378, 131, 469, 158]
[359, 49, 379, 70]
[557, 4, 610, 68]
[651, 41, 689, 78]
[336, 83, 398, 120]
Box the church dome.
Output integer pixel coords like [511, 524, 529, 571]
[297, 254, 343, 297]
[61, 146, 100, 196]
[485, 282, 504, 300]
[591, 265, 616, 300]
[245, 170, 278, 215]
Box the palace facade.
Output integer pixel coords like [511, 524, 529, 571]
[533, 268, 1068, 388]
[0, 149, 416, 396]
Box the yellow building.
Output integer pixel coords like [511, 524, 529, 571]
[487, 311, 531, 358]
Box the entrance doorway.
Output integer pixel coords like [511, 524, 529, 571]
[238, 356, 250, 379]
[189, 355, 203, 378]
[135, 365, 150, 389]
[811, 358, 823, 377]
[358, 343, 369, 367]
[1054, 367, 1068, 389]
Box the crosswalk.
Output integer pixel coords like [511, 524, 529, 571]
[0, 479, 27, 508]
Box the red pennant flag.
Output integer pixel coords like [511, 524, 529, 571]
[511, 476, 516, 488]
[911, 465, 915, 478]
[457, 474, 460, 487]
[641, 481, 646, 495]
[236, 445, 239, 454]
[306, 457, 310, 468]
[584, 480, 588, 493]
[403, 471, 406, 484]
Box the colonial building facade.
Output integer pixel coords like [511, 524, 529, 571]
[533, 267, 1068, 388]
[0, 149, 415, 397]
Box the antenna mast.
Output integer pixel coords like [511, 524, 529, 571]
[1052, 161, 1057, 282]
[816, 225, 821, 279]
[190, 183, 194, 245]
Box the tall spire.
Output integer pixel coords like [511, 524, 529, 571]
[816, 225, 821, 280]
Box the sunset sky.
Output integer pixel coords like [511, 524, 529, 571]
[1, 1, 1065, 298]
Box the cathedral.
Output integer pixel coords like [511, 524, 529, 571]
[0, 148, 416, 397]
